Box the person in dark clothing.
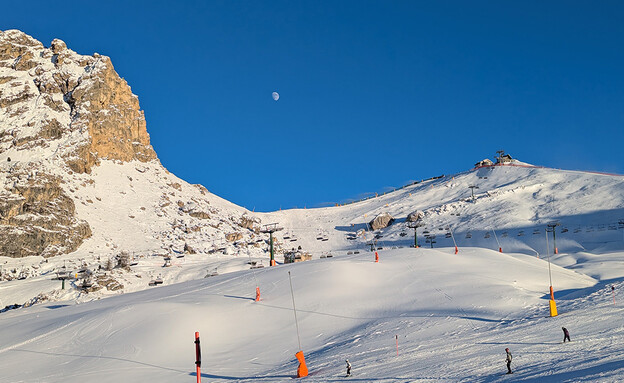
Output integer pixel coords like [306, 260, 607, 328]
[562, 327, 571, 342]
[505, 348, 513, 374]
[345, 359, 351, 376]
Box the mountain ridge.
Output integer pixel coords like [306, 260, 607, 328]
[1, 29, 623, 312]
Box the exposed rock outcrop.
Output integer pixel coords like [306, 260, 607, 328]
[0, 171, 91, 257]
[406, 210, 425, 223]
[369, 212, 394, 230]
[226, 232, 243, 242]
[0, 29, 156, 173]
[0, 29, 159, 257]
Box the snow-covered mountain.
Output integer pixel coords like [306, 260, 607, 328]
[0, 29, 271, 303]
[1, 29, 624, 382]
[1, 28, 624, 306]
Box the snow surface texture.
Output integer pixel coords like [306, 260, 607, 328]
[1, 163, 624, 382]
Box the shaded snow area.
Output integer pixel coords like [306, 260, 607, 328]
[1, 164, 623, 382]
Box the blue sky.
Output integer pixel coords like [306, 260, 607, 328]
[2, 1, 623, 211]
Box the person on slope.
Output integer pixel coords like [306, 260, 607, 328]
[505, 348, 513, 374]
[562, 327, 571, 343]
[345, 359, 351, 377]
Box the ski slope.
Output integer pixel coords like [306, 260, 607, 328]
[1, 245, 623, 382]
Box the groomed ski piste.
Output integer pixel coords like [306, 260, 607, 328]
[1, 162, 624, 382]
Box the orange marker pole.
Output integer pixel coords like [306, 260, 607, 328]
[255, 286, 261, 302]
[375, 251, 379, 263]
[395, 335, 399, 356]
[448, 226, 458, 254]
[289, 271, 308, 378]
[194, 332, 201, 383]
[295, 350, 308, 378]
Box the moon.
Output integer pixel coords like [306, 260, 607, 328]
[272, 92, 279, 101]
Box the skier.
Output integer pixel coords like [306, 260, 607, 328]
[505, 348, 513, 374]
[562, 327, 571, 342]
[345, 359, 351, 377]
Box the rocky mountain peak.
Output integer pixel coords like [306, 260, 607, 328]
[0, 29, 156, 173]
[0, 30, 260, 264]
[0, 29, 161, 257]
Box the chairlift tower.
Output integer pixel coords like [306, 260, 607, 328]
[424, 234, 436, 248]
[260, 223, 283, 266]
[55, 261, 70, 290]
[407, 221, 423, 248]
[547, 222, 561, 255]
[468, 185, 479, 202]
[366, 240, 377, 252]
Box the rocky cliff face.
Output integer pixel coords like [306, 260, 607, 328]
[0, 29, 156, 173]
[0, 29, 157, 257]
[0, 170, 91, 257]
[0, 30, 262, 263]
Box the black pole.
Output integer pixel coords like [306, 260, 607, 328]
[552, 228, 557, 254]
[414, 228, 418, 248]
[270, 232, 274, 266]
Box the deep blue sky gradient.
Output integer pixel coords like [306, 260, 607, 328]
[2, 1, 623, 211]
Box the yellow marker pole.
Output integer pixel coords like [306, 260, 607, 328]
[546, 231, 558, 317]
[549, 287, 558, 316]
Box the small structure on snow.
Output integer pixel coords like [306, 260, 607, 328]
[496, 154, 513, 164]
[284, 249, 312, 264]
[474, 158, 494, 167]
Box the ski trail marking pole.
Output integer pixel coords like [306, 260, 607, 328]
[395, 335, 399, 356]
[288, 271, 302, 351]
[289, 271, 308, 378]
[447, 226, 458, 254]
[194, 332, 201, 383]
[248, 253, 261, 301]
[491, 227, 502, 253]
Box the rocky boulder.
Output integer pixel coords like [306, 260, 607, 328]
[239, 214, 260, 230]
[369, 212, 395, 230]
[226, 232, 243, 242]
[406, 210, 425, 224]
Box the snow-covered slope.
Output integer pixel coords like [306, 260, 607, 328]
[1, 246, 623, 382]
[3, 162, 622, 306]
[263, 164, 624, 259]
